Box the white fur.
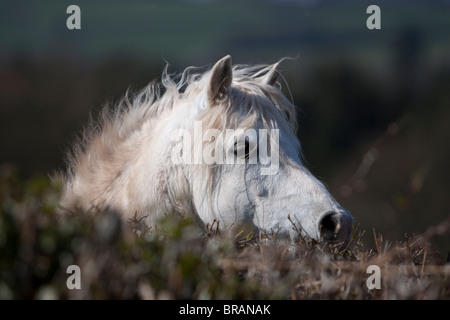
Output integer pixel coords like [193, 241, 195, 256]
[60, 56, 354, 243]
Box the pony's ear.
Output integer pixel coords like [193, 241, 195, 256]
[207, 55, 232, 104]
[262, 62, 280, 86]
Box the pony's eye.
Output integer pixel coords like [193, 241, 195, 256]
[234, 140, 251, 159]
[244, 140, 250, 159]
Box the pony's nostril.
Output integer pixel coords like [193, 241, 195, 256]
[319, 212, 340, 242]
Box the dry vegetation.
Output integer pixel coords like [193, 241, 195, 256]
[0, 163, 449, 300]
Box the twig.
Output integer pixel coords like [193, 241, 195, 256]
[420, 246, 427, 279]
[373, 228, 380, 255]
[338, 122, 400, 197]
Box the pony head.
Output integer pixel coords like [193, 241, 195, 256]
[61, 55, 354, 246]
[170, 55, 354, 244]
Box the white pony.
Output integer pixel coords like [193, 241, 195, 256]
[60, 55, 354, 244]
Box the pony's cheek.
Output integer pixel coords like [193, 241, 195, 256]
[214, 170, 254, 220]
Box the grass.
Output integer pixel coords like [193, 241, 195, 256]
[0, 163, 449, 299]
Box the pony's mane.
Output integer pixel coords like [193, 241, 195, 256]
[63, 59, 300, 198]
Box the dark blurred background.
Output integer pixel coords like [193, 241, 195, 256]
[0, 0, 449, 257]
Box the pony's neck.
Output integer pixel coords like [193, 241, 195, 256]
[133, 102, 197, 219]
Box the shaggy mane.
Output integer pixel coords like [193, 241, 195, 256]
[61, 59, 299, 213]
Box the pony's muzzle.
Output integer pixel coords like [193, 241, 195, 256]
[318, 211, 353, 245]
